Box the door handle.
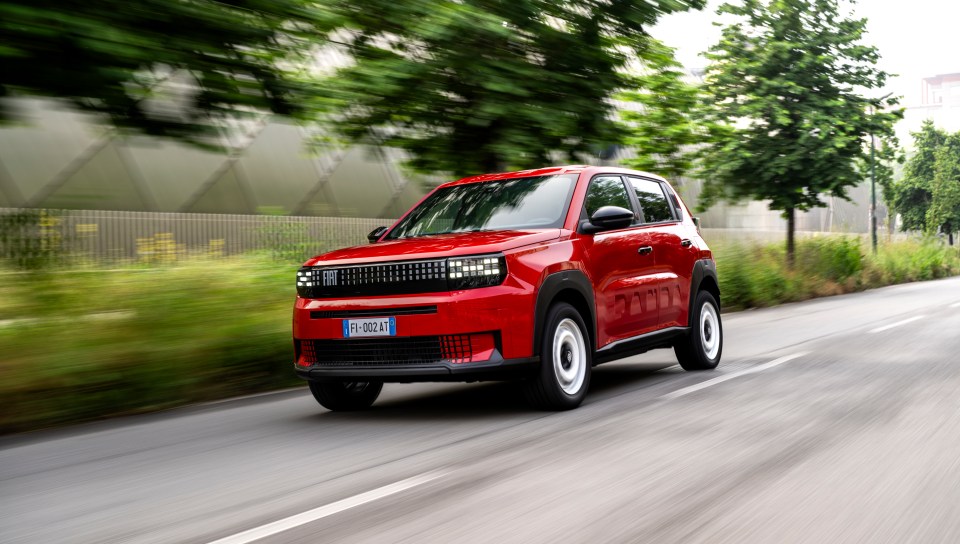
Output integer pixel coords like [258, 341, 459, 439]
[638, 246, 653, 255]
[680, 239, 692, 248]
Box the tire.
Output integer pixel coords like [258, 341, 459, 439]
[308, 380, 383, 411]
[524, 302, 591, 410]
[674, 290, 722, 371]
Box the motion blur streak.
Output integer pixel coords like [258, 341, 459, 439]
[2, 276, 960, 543]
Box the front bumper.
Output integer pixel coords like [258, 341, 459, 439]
[293, 285, 538, 360]
[295, 351, 539, 383]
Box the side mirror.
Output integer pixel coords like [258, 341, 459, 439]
[367, 226, 388, 243]
[692, 217, 701, 233]
[581, 206, 634, 234]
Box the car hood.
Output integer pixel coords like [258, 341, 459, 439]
[305, 230, 563, 266]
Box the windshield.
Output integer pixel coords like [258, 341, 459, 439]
[386, 174, 577, 239]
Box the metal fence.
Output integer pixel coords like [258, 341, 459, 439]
[0, 208, 392, 265]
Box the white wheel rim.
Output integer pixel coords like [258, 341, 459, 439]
[553, 318, 587, 395]
[700, 302, 721, 360]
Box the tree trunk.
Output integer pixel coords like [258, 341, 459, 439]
[786, 207, 796, 268]
[950, 232, 955, 246]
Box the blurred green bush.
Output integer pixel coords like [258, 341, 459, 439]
[0, 256, 300, 434]
[716, 237, 960, 310]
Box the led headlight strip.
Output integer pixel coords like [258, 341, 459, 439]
[446, 254, 506, 289]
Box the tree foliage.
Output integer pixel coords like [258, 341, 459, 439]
[892, 120, 960, 238]
[928, 132, 960, 237]
[696, 0, 902, 261]
[313, 0, 705, 177]
[892, 120, 944, 232]
[618, 42, 703, 180]
[0, 0, 325, 144]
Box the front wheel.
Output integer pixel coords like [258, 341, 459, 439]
[309, 380, 383, 411]
[674, 290, 722, 371]
[523, 302, 591, 410]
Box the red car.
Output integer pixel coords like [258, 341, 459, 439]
[294, 166, 721, 411]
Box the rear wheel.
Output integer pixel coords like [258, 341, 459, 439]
[524, 302, 591, 410]
[308, 380, 383, 411]
[674, 290, 722, 370]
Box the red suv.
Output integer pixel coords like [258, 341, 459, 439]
[294, 166, 721, 411]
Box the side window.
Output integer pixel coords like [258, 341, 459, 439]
[628, 177, 675, 223]
[584, 176, 633, 218]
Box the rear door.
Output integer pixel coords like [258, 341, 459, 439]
[626, 176, 699, 330]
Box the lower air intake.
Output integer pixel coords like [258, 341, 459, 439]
[299, 335, 473, 367]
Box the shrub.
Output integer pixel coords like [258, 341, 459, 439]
[713, 236, 958, 310]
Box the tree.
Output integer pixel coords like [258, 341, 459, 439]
[871, 136, 905, 235]
[696, 0, 902, 264]
[619, 42, 703, 180]
[928, 132, 960, 243]
[312, 0, 705, 177]
[892, 120, 945, 232]
[891, 119, 960, 243]
[0, 1, 324, 145]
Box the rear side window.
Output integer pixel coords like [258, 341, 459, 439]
[584, 176, 633, 218]
[628, 177, 675, 223]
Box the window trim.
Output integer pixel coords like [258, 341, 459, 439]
[578, 174, 639, 232]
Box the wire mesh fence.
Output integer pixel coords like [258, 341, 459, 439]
[0, 208, 392, 267]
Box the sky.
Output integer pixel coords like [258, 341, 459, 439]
[651, 0, 960, 106]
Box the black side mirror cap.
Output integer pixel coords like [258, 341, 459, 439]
[581, 206, 634, 234]
[367, 226, 388, 243]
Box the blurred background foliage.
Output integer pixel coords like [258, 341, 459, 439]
[311, 0, 704, 176]
[0, 0, 331, 146]
[0, 0, 706, 169]
[0, 256, 300, 434]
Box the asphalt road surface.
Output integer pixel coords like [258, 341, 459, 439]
[4, 276, 960, 544]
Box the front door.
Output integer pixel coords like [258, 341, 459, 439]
[579, 175, 661, 348]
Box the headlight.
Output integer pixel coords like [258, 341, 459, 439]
[447, 254, 507, 290]
[296, 266, 315, 297]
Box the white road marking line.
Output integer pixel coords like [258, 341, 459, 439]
[206, 470, 448, 544]
[951, 302, 960, 308]
[868, 315, 925, 334]
[660, 352, 808, 400]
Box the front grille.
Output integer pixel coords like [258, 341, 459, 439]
[300, 259, 448, 298]
[297, 254, 506, 298]
[299, 335, 473, 367]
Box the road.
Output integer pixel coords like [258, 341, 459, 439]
[3, 276, 960, 544]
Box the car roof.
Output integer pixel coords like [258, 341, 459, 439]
[439, 165, 668, 188]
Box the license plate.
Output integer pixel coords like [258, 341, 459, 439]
[342, 317, 396, 338]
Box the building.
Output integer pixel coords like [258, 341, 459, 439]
[0, 98, 425, 219]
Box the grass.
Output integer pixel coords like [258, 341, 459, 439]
[714, 237, 960, 310]
[0, 255, 301, 434]
[0, 238, 957, 433]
